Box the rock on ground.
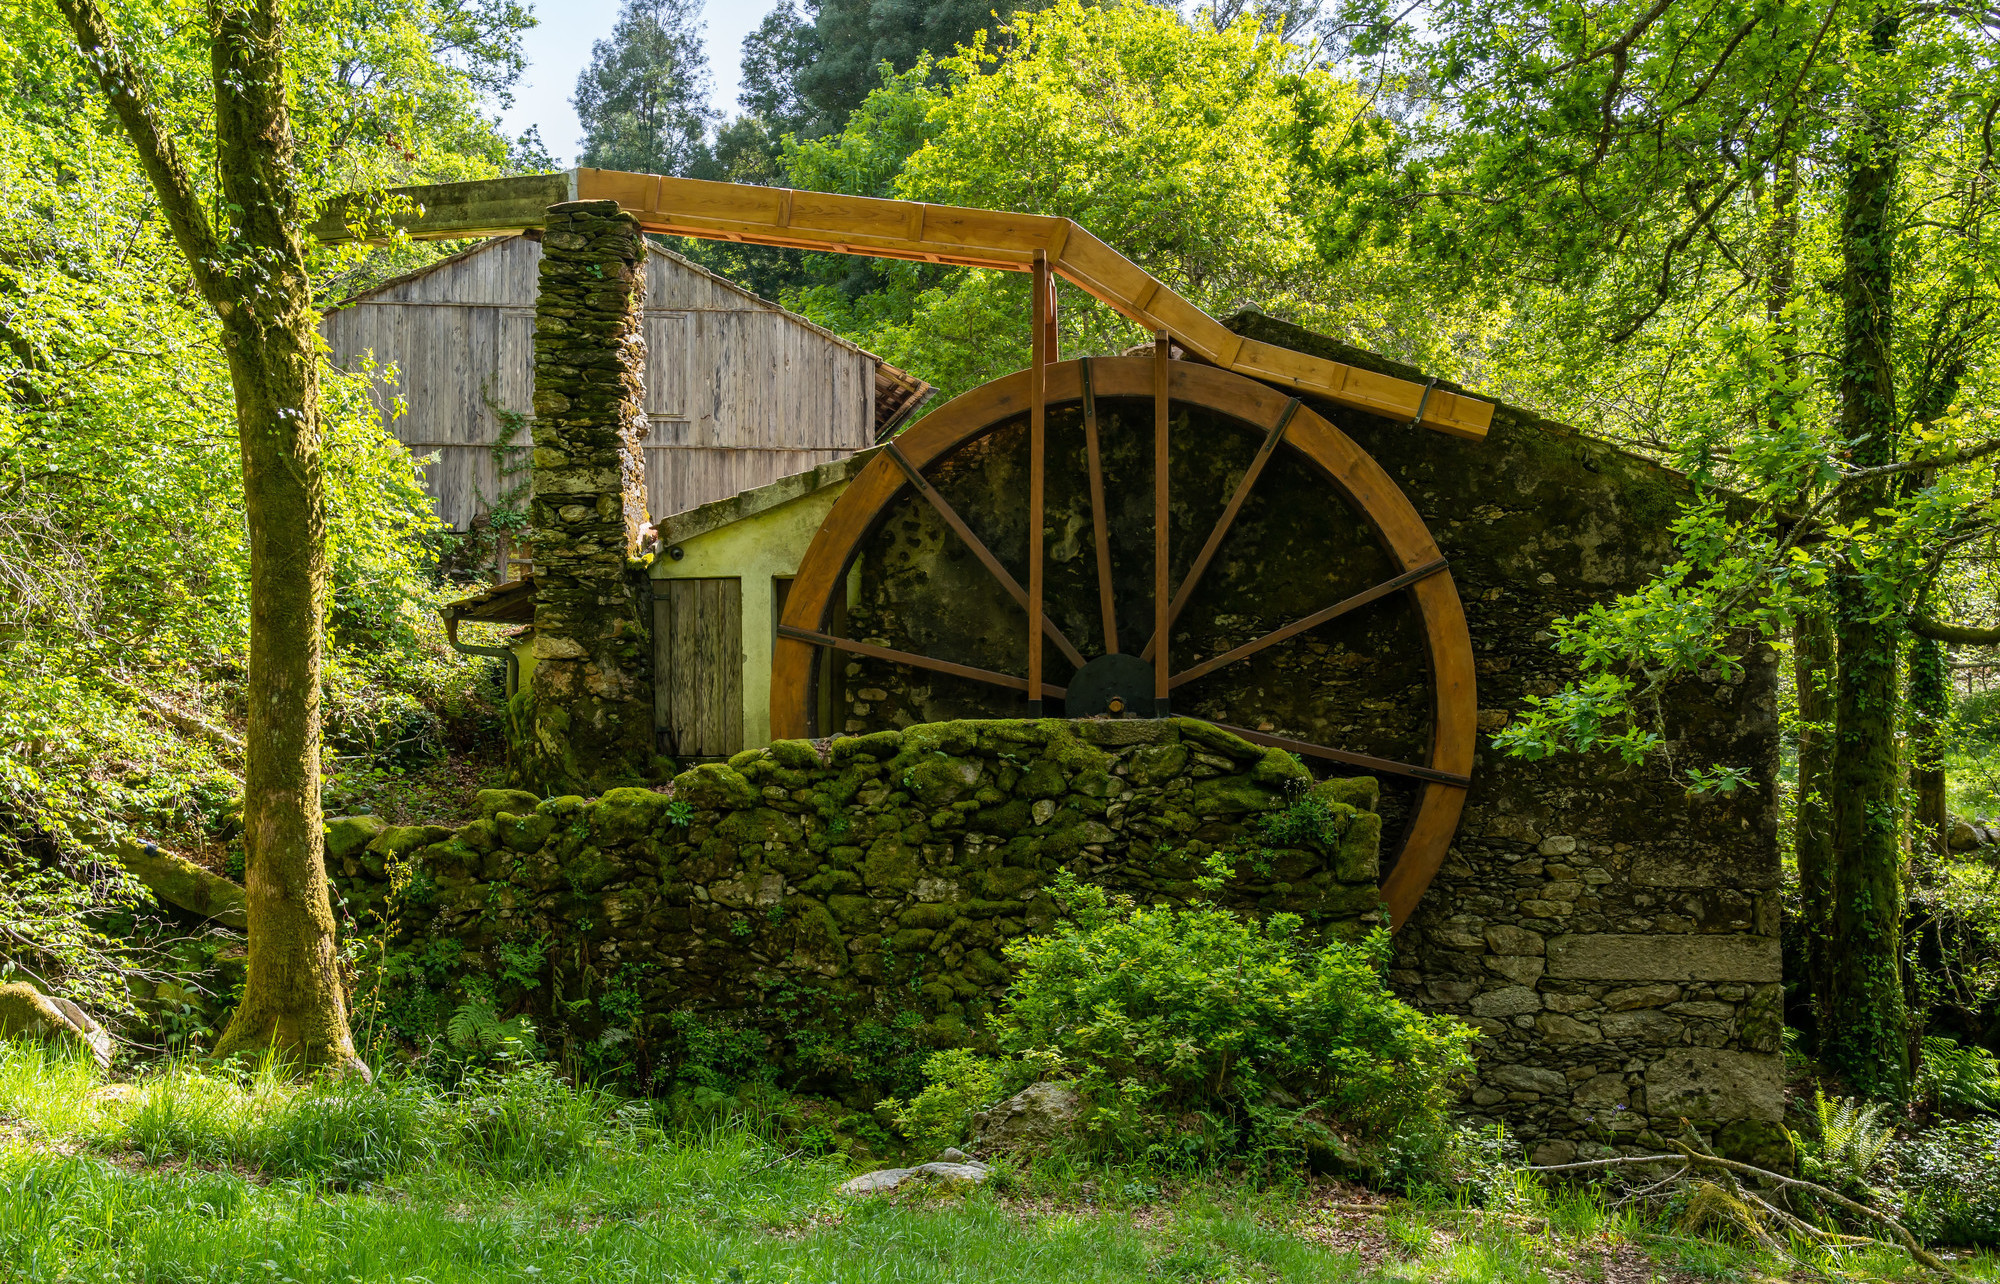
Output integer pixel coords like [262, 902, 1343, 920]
[0, 983, 112, 1068]
[837, 1161, 991, 1195]
[971, 1082, 1081, 1154]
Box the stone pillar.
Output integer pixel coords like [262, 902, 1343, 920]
[519, 200, 656, 795]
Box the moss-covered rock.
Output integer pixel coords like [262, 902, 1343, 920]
[0, 983, 110, 1068]
[325, 815, 388, 861]
[476, 789, 542, 821]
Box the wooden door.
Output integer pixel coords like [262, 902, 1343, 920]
[653, 578, 743, 758]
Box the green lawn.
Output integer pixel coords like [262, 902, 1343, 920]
[0, 1045, 1980, 1284]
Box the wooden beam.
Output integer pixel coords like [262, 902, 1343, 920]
[778, 625, 1065, 699]
[1029, 250, 1049, 716]
[1153, 330, 1170, 716]
[313, 169, 1493, 440]
[309, 173, 572, 244]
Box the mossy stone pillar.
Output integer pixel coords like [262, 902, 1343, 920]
[521, 200, 655, 795]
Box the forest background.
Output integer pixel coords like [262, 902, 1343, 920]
[7, 0, 2000, 1108]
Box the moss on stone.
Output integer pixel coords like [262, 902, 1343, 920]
[369, 825, 454, 859]
[1188, 776, 1282, 815]
[830, 730, 903, 764]
[494, 812, 558, 853]
[476, 789, 541, 821]
[325, 815, 388, 861]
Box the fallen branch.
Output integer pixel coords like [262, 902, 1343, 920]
[1525, 1146, 1952, 1275]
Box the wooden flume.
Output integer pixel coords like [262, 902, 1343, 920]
[312, 168, 1494, 441]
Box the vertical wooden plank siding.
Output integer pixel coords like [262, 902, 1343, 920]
[320, 235, 883, 529]
[654, 577, 744, 757]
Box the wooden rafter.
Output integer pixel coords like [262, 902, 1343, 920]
[311, 168, 1494, 440]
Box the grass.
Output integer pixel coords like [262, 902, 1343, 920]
[0, 1043, 1991, 1283]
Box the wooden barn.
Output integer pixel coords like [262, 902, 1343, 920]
[319, 234, 930, 533]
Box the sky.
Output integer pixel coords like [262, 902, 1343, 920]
[497, 0, 780, 165]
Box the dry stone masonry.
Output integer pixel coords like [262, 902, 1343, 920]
[521, 200, 656, 795]
[325, 718, 1383, 1083]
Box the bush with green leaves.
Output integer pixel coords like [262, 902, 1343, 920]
[985, 872, 1475, 1176]
[880, 1048, 1014, 1153]
[1896, 1118, 2000, 1246]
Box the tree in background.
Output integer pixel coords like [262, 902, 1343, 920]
[766, 1, 1484, 398]
[575, 0, 717, 176]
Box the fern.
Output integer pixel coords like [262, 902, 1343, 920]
[1921, 1037, 2000, 1113]
[1792, 1090, 1895, 1192]
[447, 999, 537, 1060]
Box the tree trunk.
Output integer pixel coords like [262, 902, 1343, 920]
[1909, 636, 1948, 857]
[1824, 1, 1909, 1098]
[1794, 604, 1836, 1034]
[57, 0, 360, 1073]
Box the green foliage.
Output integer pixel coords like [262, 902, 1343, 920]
[1790, 1091, 1895, 1196]
[0, 0, 525, 1011]
[1255, 782, 1347, 850]
[776, 0, 1473, 401]
[993, 872, 1474, 1175]
[445, 997, 538, 1062]
[879, 1047, 1011, 1152]
[1897, 1118, 2000, 1246]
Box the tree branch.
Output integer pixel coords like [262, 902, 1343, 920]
[53, 0, 227, 309]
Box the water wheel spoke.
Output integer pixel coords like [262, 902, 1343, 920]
[1081, 358, 1119, 655]
[883, 439, 1088, 670]
[778, 625, 1066, 699]
[1169, 558, 1450, 689]
[1208, 720, 1471, 788]
[1139, 397, 1301, 664]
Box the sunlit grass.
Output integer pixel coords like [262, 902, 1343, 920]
[1, 1044, 1996, 1282]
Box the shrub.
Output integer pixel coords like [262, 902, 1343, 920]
[880, 1048, 1011, 1152]
[1897, 1117, 2000, 1245]
[992, 873, 1475, 1176]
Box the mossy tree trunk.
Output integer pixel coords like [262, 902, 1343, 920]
[521, 201, 657, 795]
[57, 0, 361, 1073]
[1824, 1, 1910, 1098]
[1794, 605, 1836, 1032]
[1908, 636, 1948, 857]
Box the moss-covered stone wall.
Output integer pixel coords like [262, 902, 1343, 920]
[326, 718, 1381, 1090]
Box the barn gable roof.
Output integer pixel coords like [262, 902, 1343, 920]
[324, 235, 931, 437]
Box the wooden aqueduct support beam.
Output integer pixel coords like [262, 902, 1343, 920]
[311, 169, 1494, 442]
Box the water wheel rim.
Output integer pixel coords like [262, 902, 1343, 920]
[773, 357, 1475, 930]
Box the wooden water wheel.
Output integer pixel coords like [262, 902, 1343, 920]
[772, 333, 1476, 929]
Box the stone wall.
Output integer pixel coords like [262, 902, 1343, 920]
[827, 316, 1783, 1161]
[328, 718, 1382, 1086]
